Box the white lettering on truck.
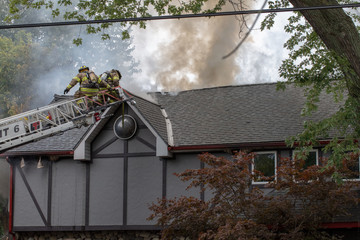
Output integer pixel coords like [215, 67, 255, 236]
[0, 122, 26, 141]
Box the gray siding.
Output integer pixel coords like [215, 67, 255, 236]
[51, 159, 86, 226]
[127, 156, 162, 225]
[89, 157, 124, 226]
[167, 154, 201, 199]
[0, 157, 9, 199]
[14, 159, 49, 227]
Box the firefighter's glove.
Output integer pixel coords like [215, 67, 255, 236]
[64, 88, 69, 94]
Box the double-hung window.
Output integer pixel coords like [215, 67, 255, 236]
[345, 155, 360, 180]
[253, 151, 277, 183]
[293, 149, 319, 170]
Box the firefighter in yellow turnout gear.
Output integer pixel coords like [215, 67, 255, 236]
[64, 66, 111, 102]
[98, 69, 122, 103]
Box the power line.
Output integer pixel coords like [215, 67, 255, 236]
[0, 3, 359, 30]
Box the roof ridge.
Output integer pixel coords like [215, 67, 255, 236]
[152, 82, 280, 94]
[123, 89, 161, 106]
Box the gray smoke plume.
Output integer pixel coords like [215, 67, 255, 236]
[149, 0, 254, 91]
[2, 1, 143, 108]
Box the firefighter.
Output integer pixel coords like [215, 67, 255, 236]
[98, 69, 122, 103]
[63, 66, 111, 102]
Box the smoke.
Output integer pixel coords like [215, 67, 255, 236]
[131, 0, 292, 92]
[7, 0, 291, 106]
[3, 1, 143, 108]
[29, 22, 142, 107]
[143, 1, 253, 92]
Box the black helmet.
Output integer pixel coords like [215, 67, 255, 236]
[112, 69, 122, 79]
[79, 65, 89, 73]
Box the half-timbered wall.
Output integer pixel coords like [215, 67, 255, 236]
[10, 104, 203, 231]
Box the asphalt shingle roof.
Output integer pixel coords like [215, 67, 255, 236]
[4, 83, 343, 153]
[152, 83, 341, 147]
[7, 127, 89, 153]
[131, 94, 168, 142]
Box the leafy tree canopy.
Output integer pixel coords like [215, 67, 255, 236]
[0, 31, 34, 118]
[1, 0, 140, 115]
[6, 0, 226, 40]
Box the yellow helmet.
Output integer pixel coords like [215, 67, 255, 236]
[79, 65, 89, 73]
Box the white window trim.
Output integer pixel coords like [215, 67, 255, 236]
[344, 155, 360, 181]
[252, 151, 277, 184]
[292, 149, 319, 166]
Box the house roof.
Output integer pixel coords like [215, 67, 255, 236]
[3, 82, 342, 154]
[5, 127, 89, 154]
[129, 93, 168, 143]
[4, 95, 91, 155]
[151, 83, 341, 147]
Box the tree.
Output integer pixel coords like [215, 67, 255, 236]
[1, 0, 140, 111]
[262, 0, 360, 167]
[5, 0, 360, 165]
[0, 31, 34, 118]
[149, 152, 359, 239]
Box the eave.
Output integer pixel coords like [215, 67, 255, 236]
[168, 140, 333, 153]
[0, 150, 74, 157]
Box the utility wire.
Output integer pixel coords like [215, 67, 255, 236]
[0, 3, 359, 30]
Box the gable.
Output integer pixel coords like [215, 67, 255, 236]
[74, 99, 170, 161]
[92, 106, 156, 157]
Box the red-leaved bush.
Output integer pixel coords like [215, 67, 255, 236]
[149, 152, 359, 240]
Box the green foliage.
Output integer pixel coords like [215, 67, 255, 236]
[149, 152, 359, 239]
[264, 0, 360, 168]
[0, 31, 34, 118]
[6, 0, 227, 42]
[1, 0, 141, 109]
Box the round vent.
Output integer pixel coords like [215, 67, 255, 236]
[113, 115, 137, 139]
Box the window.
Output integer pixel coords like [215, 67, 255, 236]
[253, 151, 277, 183]
[345, 155, 360, 180]
[293, 149, 318, 170]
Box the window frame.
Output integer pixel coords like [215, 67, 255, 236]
[252, 151, 277, 184]
[343, 155, 360, 181]
[292, 149, 319, 169]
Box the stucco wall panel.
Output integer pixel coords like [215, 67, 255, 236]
[14, 160, 48, 227]
[51, 159, 86, 226]
[128, 140, 154, 153]
[167, 154, 201, 199]
[127, 156, 162, 225]
[92, 130, 124, 155]
[89, 157, 124, 226]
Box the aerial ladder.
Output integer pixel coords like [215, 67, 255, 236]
[0, 87, 132, 152]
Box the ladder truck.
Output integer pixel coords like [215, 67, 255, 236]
[0, 87, 131, 152]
